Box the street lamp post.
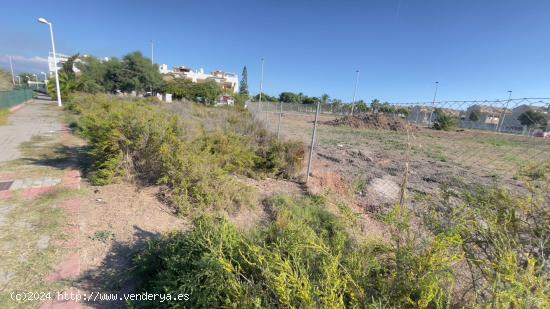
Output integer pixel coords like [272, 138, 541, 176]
[350, 70, 359, 115]
[33, 74, 38, 89]
[9, 56, 15, 86]
[258, 58, 264, 116]
[497, 90, 512, 133]
[38, 18, 62, 107]
[151, 40, 154, 65]
[428, 81, 439, 127]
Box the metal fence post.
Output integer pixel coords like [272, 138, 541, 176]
[277, 101, 283, 140]
[306, 101, 321, 184]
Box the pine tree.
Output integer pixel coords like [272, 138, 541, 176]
[239, 66, 248, 95]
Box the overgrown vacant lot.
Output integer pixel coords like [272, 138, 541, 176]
[64, 94, 549, 308]
[264, 112, 550, 210]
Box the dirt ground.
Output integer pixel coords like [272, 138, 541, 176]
[73, 183, 187, 308]
[263, 111, 550, 213]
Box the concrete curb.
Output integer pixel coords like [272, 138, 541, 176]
[8, 99, 33, 113]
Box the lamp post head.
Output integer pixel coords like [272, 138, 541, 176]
[38, 18, 49, 24]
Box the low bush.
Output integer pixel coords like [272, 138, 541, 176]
[422, 171, 550, 307]
[432, 109, 457, 131]
[131, 195, 462, 308]
[69, 93, 304, 214]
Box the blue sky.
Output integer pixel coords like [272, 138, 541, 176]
[1, 0, 549, 102]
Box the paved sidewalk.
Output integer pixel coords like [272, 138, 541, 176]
[0, 95, 62, 162]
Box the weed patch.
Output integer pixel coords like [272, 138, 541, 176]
[68, 93, 304, 215]
[132, 195, 462, 308]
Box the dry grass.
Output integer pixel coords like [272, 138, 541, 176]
[0, 188, 85, 308]
[0, 109, 9, 126]
[265, 112, 550, 182]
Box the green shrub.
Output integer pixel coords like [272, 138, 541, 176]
[423, 176, 550, 307]
[71, 94, 304, 215]
[157, 139, 256, 215]
[192, 132, 260, 177]
[257, 140, 305, 178]
[132, 195, 462, 308]
[432, 109, 457, 131]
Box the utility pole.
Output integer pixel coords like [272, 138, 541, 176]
[350, 69, 359, 115]
[259, 58, 264, 117]
[9, 56, 15, 86]
[497, 90, 512, 133]
[428, 81, 439, 127]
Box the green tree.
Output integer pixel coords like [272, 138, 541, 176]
[518, 109, 548, 129]
[17, 73, 34, 85]
[396, 107, 410, 116]
[354, 100, 369, 113]
[239, 66, 248, 95]
[371, 99, 382, 113]
[47, 71, 73, 100]
[432, 108, 457, 131]
[233, 93, 248, 108]
[191, 80, 222, 105]
[279, 92, 301, 103]
[61, 54, 80, 79]
[302, 96, 317, 105]
[119, 51, 163, 93]
[252, 93, 277, 102]
[469, 110, 481, 122]
[320, 94, 330, 105]
[164, 78, 194, 100]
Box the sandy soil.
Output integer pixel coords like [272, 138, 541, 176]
[76, 183, 188, 308]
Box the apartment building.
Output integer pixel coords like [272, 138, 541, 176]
[161, 65, 239, 93]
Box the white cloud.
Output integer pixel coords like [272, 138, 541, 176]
[0, 55, 48, 73]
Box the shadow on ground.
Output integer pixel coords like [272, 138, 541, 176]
[74, 226, 161, 309]
[23, 144, 92, 175]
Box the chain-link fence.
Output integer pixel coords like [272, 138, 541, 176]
[248, 98, 550, 212]
[0, 88, 34, 109]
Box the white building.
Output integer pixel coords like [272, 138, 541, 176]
[48, 52, 70, 76]
[161, 64, 239, 93]
[159, 64, 171, 74]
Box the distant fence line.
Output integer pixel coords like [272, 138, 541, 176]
[0, 88, 34, 110]
[248, 98, 550, 135]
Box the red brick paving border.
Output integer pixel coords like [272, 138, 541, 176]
[0, 190, 12, 200]
[42, 170, 82, 309]
[0, 172, 16, 180]
[22, 187, 56, 199]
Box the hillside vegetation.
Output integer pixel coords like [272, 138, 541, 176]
[0, 69, 13, 91]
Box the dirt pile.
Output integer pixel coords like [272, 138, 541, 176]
[326, 113, 414, 132]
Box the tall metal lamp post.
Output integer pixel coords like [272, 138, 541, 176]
[350, 69, 359, 115]
[38, 17, 62, 107]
